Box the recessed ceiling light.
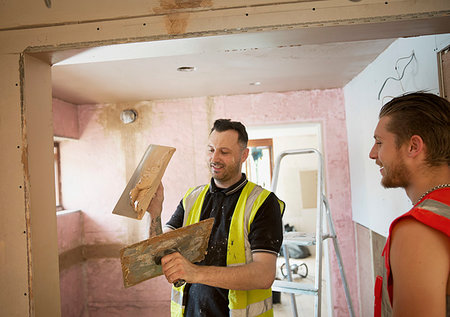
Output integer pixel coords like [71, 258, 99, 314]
[177, 66, 196, 72]
[249, 81, 261, 86]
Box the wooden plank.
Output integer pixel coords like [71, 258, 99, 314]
[0, 52, 30, 317]
[120, 218, 214, 288]
[24, 53, 61, 316]
[2, 0, 450, 55]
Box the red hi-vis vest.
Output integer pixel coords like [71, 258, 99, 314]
[374, 187, 450, 317]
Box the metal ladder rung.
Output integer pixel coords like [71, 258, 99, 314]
[273, 280, 318, 296]
[284, 232, 334, 246]
[283, 232, 316, 246]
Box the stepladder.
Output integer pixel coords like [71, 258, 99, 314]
[270, 148, 355, 317]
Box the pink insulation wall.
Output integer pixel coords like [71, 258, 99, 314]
[53, 98, 80, 139]
[55, 88, 358, 316]
[54, 98, 86, 316]
[57, 211, 86, 317]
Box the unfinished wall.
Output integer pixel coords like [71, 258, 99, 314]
[56, 88, 356, 316]
[345, 33, 450, 237]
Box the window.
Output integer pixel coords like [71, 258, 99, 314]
[54, 142, 63, 211]
[437, 44, 450, 100]
[244, 138, 274, 190]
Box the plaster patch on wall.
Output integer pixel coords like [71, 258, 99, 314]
[205, 96, 215, 134]
[96, 103, 153, 243]
[97, 103, 144, 179]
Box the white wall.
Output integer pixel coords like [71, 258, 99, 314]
[344, 33, 450, 236]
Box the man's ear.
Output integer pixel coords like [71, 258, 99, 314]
[241, 147, 249, 163]
[407, 135, 424, 158]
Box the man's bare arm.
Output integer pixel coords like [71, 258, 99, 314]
[390, 218, 450, 317]
[147, 183, 164, 237]
[161, 252, 277, 290]
[150, 214, 163, 237]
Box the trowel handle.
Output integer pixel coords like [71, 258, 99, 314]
[173, 279, 186, 287]
[155, 248, 186, 288]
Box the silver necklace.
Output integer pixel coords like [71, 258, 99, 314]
[414, 183, 450, 205]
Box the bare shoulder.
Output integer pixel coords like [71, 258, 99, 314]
[390, 217, 450, 316]
[391, 217, 450, 268]
[391, 217, 450, 252]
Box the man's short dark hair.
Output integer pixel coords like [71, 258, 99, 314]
[210, 119, 248, 148]
[379, 92, 450, 166]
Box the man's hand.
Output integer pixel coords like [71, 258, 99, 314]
[160, 251, 277, 290]
[161, 252, 199, 284]
[147, 183, 164, 237]
[147, 183, 164, 216]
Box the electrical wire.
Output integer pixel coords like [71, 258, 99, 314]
[377, 51, 415, 100]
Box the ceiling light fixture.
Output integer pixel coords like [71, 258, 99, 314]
[120, 109, 138, 124]
[177, 66, 196, 72]
[249, 81, 261, 86]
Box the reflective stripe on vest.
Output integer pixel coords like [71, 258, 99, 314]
[169, 185, 210, 317]
[171, 181, 282, 317]
[182, 184, 210, 227]
[227, 182, 273, 316]
[417, 198, 450, 220]
[229, 297, 273, 317]
[170, 288, 184, 317]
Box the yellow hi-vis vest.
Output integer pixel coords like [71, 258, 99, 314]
[170, 181, 284, 317]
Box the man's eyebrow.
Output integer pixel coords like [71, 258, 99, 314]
[373, 134, 383, 140]
[208, 145, 231, 151]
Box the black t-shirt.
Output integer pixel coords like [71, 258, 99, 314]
[165, 174, 284, 317]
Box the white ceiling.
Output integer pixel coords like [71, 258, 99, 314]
[51, 29, 396, 105]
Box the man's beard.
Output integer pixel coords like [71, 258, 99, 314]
[381, 158, 410, 189]
[210, 161, 241, 183]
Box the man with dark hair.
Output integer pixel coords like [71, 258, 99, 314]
[212, 118, 249, 148]
[147, 118, 284, 316]
[370, 92, 450, 317]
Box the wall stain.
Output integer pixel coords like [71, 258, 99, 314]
[205, 96, 215, 131]
[153, 0, 213, 34]
[59, 244, 125, 271]
[165, 13, 190, 35]
[96, 103, 142, 180]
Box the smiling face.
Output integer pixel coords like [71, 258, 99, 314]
[207, 129, 249, 188]
[369, 116, 411, 189]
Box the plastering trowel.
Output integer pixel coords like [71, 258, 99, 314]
[112, 144, 176, 220]
[120, 218, 214, 288]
